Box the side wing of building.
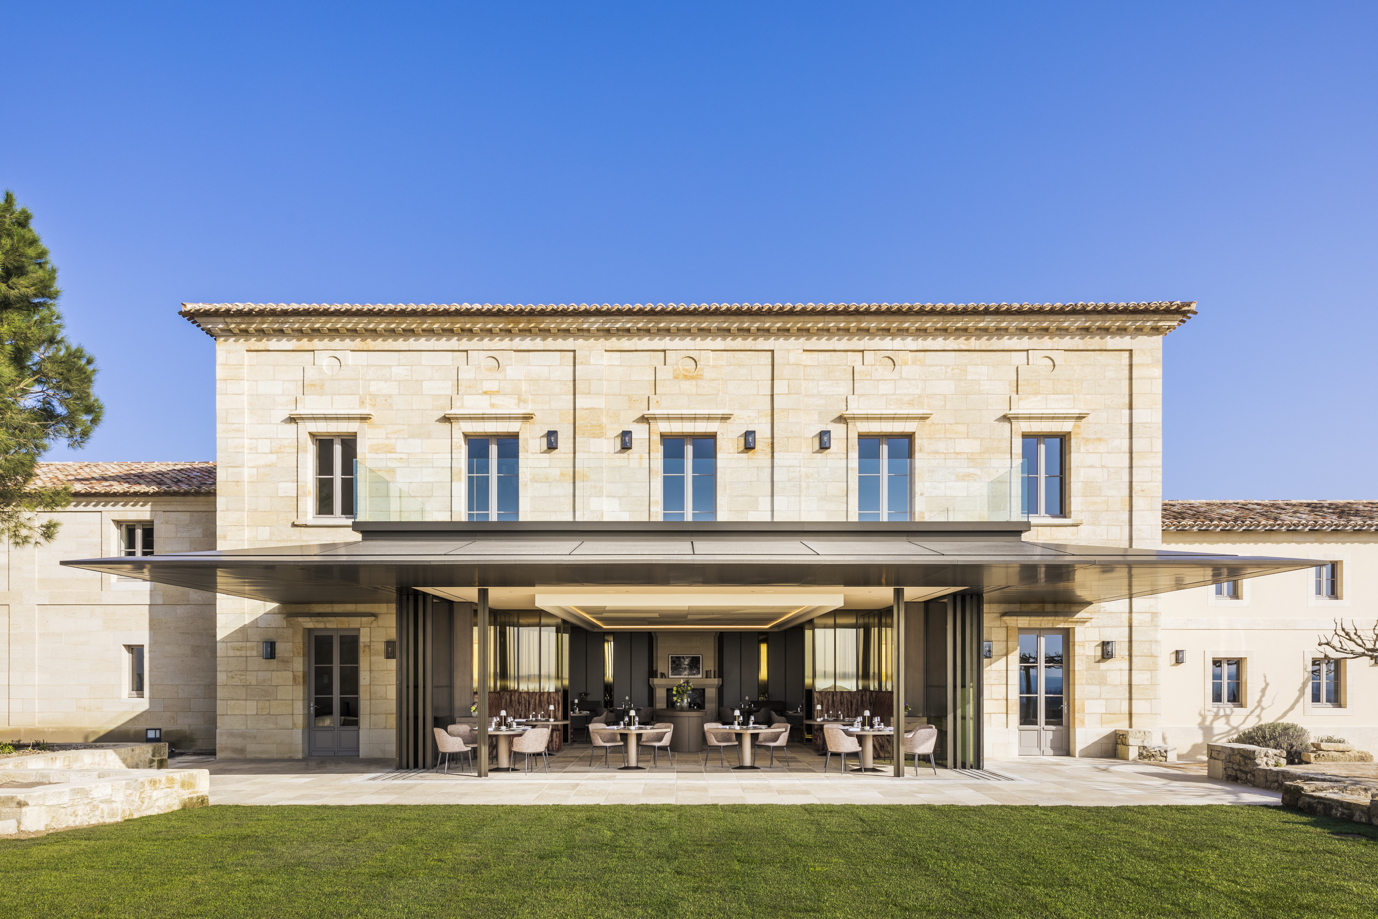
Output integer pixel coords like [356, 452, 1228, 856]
[0, 462, 217, 749]
[1160, 500, 1378, 760]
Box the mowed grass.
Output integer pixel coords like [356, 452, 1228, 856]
[2, 805, 1376, 918]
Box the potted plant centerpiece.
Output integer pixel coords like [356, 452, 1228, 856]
[671, 679, 695, 710]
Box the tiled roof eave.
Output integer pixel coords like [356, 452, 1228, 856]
[179, 301, 1197, 339]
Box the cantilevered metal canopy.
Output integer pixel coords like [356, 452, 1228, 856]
[63, 521, 1323, 624]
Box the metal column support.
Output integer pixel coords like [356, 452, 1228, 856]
[476, 587, 489, 778]
[892, 586, 905, 778]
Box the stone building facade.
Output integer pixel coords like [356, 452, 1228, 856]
[32, 300, 1358, 768]
[1160, 501, 1378, 761]
[1, 463, 216, 749]
[191, 300, 1189, 760]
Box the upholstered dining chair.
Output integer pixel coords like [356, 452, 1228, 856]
[823, 724, 862, 775]
[703, 723, 740, 768]
[756, 725, 790, 767]
[446, 723, 475, 745]
[433, 726, 474, 775]
[643, 723, 674, 767]
[511, 726, 552, 773]
[903, 724, 939, 776]
[589, 724, 625, 767]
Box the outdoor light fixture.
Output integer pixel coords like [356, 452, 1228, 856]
[619, 430, 633, 450]
[545, 430, 558, 450]
[1101, 641, 1116, 660]
[1174, 649, 1186, 665]
[983, 641, 993, 659]
[384, 640, 397, 660]
[262, 640, 276, 660]
[145, 728, 162, 743]
[744, 430, 756, 450]
[819, 430, 832, 450]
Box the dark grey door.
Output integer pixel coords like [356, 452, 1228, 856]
[309, 630, 361, 756]
[1017, 630, 1069, 755]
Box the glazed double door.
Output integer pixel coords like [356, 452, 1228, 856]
[1018, 630, 1069, 756]
[309, 630, 361, 756]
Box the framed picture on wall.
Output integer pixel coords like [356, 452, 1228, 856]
[668, 654, 703, 678]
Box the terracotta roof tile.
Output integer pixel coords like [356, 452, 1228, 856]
[182, 300, 1196, 318]
[33, 462, 216, 496]
[1162, 500, 1378, 532]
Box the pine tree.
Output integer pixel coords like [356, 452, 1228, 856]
[0, 190, 103, 545]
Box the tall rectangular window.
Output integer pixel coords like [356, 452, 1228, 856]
[1211, 658, 1242, 706]
[314, 436, 357, 518]
[467, 436, 519, 521]
[1021, 435, 1065, 517]
[858, 436, 911, 521]
[121, 523, 154, 556]
[1213, 580, 1240, 599]
[1311, 658, 1341, 705]
[1315, 563, 1338, 599]
[126, 645, 145, 698]
[663, 437, 715, 521]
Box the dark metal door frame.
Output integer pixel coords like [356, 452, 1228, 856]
[308, 629, 361, 756]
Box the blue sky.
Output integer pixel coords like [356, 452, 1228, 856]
[5, 2, 1375, 498]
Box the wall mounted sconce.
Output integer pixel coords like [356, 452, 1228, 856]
[1174, 649, 1185, 665]
[545, 430, 558, 450]
[819, 430, 832, 450]
[619, 430, 633, 450]
[145, 728, 162, 743]
[262, 640, 276, 660]
[744, 430, 756, 451]
[983, 641, 993, 659]
[1101, 641, 1116, 660]
[384, 640, 397, 660]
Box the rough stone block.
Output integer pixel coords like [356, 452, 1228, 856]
[1301, 750, 1375, 764]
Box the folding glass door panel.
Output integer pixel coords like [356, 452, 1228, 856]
[1017, 630, 1068, 755]
[309, 630, 361, 756]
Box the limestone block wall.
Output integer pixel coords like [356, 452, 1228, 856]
[0, 497, 216, 749]
[1160, 531, 1378, 762]
[210, 317, 1170, 760]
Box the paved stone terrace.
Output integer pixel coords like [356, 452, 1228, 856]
[187, 745, 1282, 807]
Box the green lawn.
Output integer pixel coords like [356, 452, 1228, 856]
[2, 805, 1376, 918]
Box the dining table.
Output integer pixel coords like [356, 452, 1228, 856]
[846, 726, 894, 772]
[724, 724, 774, 770]
[486, 727, 527, 772]
[613, 725, 662, 770]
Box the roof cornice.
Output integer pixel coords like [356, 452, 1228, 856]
[179, 301, 1196, 340]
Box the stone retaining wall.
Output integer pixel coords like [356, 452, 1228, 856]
[1207, 743, 1286, 787]
[0, 743, 169, 772]
[0, 743, 207, 838]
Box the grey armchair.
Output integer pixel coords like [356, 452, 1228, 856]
[823, 724, 861, 775]
[903, 724, 939, 776]
[703, 723, 740, 768]
[589, 724, 625, 767]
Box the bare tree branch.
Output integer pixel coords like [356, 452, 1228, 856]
[1317, 619, 1378, 662]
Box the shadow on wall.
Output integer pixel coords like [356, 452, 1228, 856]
[1185, 673, 1286, 762]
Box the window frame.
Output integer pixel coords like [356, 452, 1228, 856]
[1213, 579, 1241, 600]
[661, 436, 717, 522]
[857, 435, 912, 522]
[1210, 657, 1244, 707]
[125, 644, 145, 699]
[1311, 657, 1342, 707]
[466, 435, 520, 522]
[313, 436, 357, 520]
[1314, 563, 1340, 600]
[120, 522, 154, 557]
[1020, 435, 1067, 518]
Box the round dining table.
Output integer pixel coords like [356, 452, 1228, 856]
[847, 726, 894, 772]
[725, 724, 774, 770]
[614, 725, 662, 770]
[486, 727, 527, 772]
